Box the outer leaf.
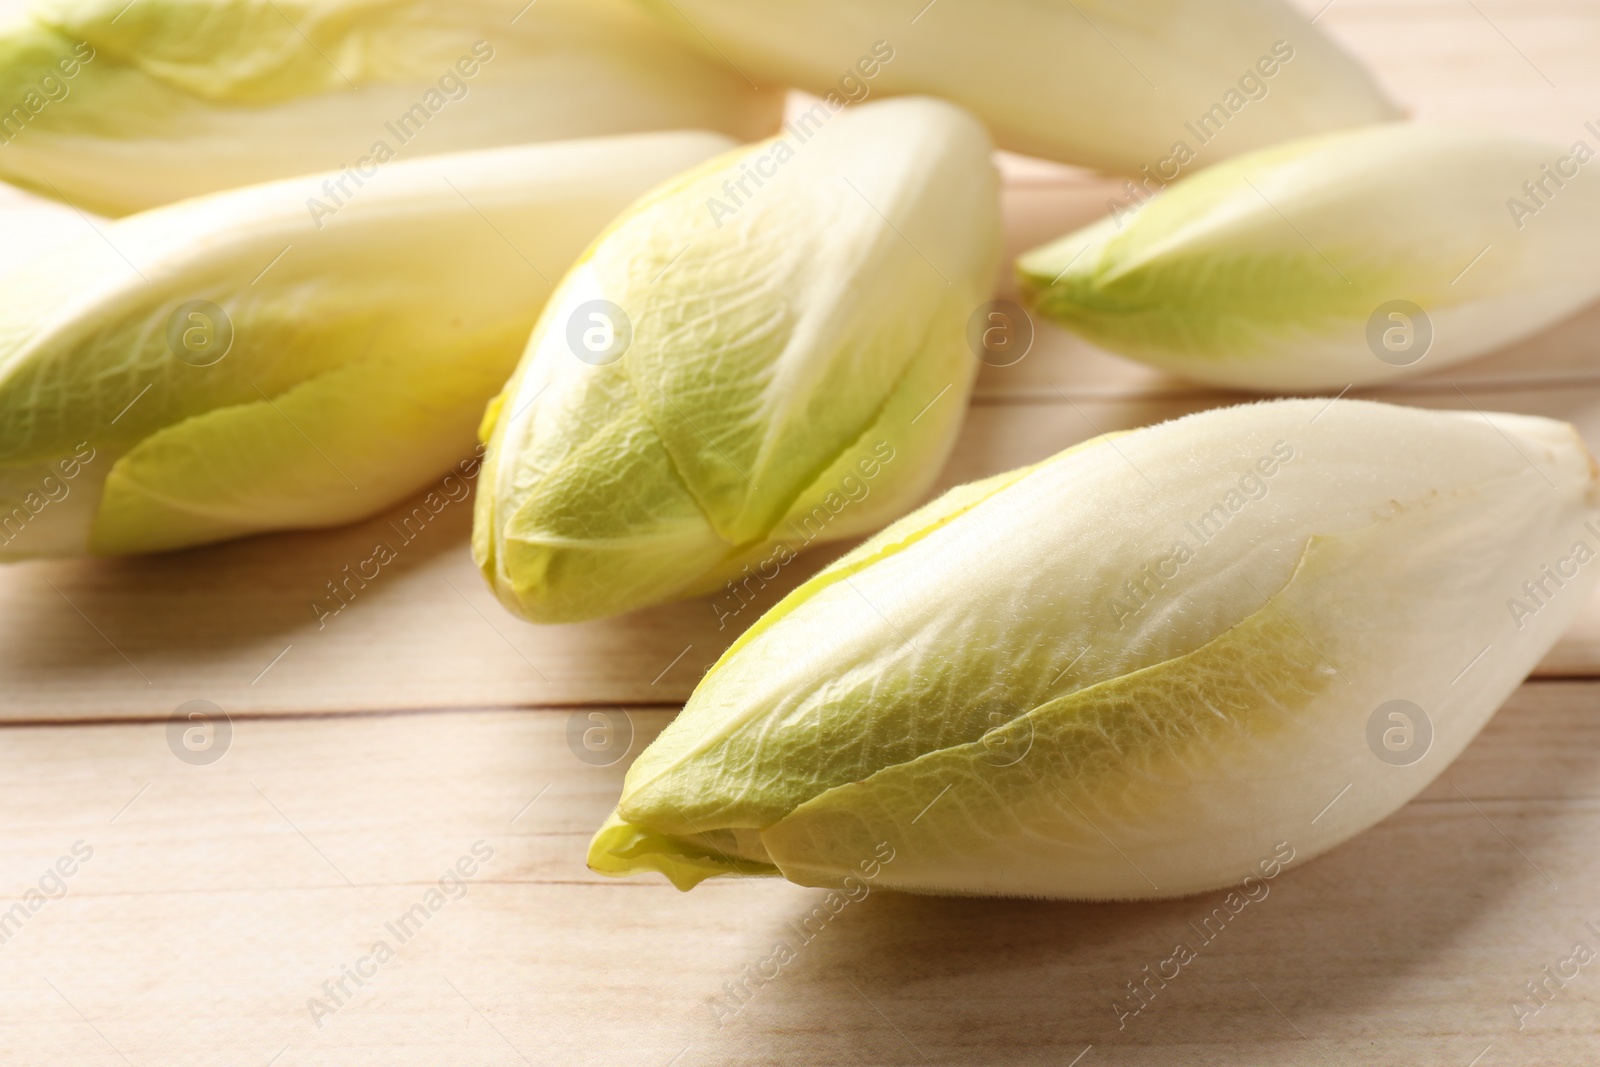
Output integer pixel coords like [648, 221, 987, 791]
[0, 131, 736, 558]
[629, 0, 1396, 173]
[475, 96, 1001, 623]
[591, 399, 1600, 897]
[0, 0, 782, 215]
[1018, 124, 1600, 391]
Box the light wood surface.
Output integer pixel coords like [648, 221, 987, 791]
[4, 0, 1600, 1063]
[2, 684, 1597, 1066]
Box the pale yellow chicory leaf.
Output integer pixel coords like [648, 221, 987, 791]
[1019, 124, 1600, 391]
[590, 398, 1600, 897]
[474, 96, 1001, 624]
[0, 130, 735, 558]
[628, 0, 1397, 172]
[0, 0, 782, 215]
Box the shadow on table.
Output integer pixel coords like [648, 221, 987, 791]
[695, 690, 1588, 1065]
[0, 482, 474, 663]
[0, 476, 846, 706]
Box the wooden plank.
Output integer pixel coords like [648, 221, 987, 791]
[5, 372, 1600, 720]
[2, 3, 1600, 1065]
[1308, 0, 1600, 142]
[0, 681, 1594, 1065]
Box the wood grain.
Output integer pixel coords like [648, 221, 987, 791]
[0, 683, 1594, 1066]
[3, 2, 1600, 1064]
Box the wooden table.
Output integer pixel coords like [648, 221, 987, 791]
[3, 1, 1600, 1063]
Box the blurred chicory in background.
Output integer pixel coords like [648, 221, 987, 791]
[1018, 124, 1600, 391]
[628, 0, 1397, 173]
[0, 0, 782, 215]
